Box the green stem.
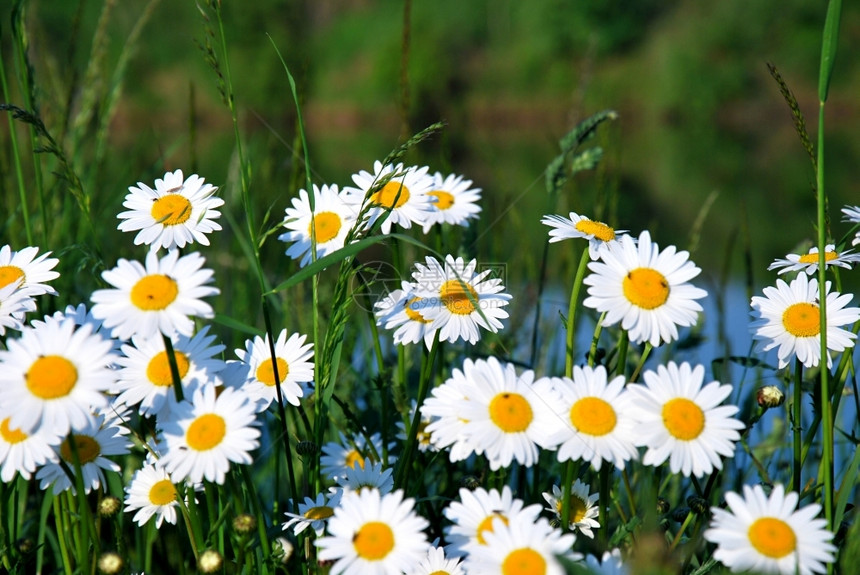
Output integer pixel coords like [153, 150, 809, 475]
[597, 465, 610, 550]
[565, 248, 591, 376]
[394, 334, 439, 492]
[792, 358, 802, 495]
[559, 460, 576, 531]
[0, 39, 33, 245]
[161, 334, 184, 403]
[52, 497, 73, 575]
[628, 342, 652, 383]
[262, 299, 299, 512]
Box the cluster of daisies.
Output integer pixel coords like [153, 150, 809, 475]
[1, 159, 855, 574]
[533, 209, 860, 575]
[0, 171, 318, 530]
[278, 161, 482, 267]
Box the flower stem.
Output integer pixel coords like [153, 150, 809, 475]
[792, 358, 802, 494]
[565, 248, 591, 377]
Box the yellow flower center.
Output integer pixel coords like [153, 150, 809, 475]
[151, 194, 192, 226]
[26, 355, 77, 399]
[569, 397, 617, 436]
[555, 493, 588, 523]
[1, 418, 28, 444]
[489, 392, 533, 433]
[60, 434, 101, 464]
[502, 548, 546, 575]
[477, 513, 508, 545]
[256, 357, 289, 387]
[440, 279, 478, 315]
[662, 398, 705, 440]
[308, 211, 342, 244]
[798, 251, 838, 264]
[748, 517, 797, 558]
[352, 521, 394, 560]
[623, 268, 670, 310]
[186, 413, 226, 451]
[405, 297, 432, 323]
[575, 219, 616, 242]
[148, 479, 177, 506]
[130, 274, 179, 311]
[0, 265, 25, 290]
[428, 190, 455, 210]
[782, 302, 820, 337]
[304, 505, 334, 521]
[345, 449, 366, 470]
[146, 351, 190, 387]
[428, 571, 450, 575]
[371, 181, 411, 209]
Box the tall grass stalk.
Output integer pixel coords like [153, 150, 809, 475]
[817, 0, 842, 547]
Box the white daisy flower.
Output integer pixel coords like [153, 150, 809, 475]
[374, 284, 438, 349]
[344, 161, 435, 234]
[446, 357, 559, 470]
[0, 244, 60, 297]
[36, 415, 131, 494]
[583, 230, 708, 347]
[411, 255, 511, 345]
[320, 431, 386, 480]
[750, 273, 860, 369]
[545, 365, 640, 471]
[335, 459, 394, 495]
[420, 172, 482, 233]
[542, 480, 600, 538]
[0, 317, 115, 435]
[420, 364, 479, 462]
[117, 169, 224, 251]
[768, 244, 860, 275]
[113, 326, 226, 417]
[541, 211, 627, 259]
[444, 486, 542, 557]
[123, 464, 181, 528]
[626, 361, 744, 478]
[278, 184, 358, 267]
[233, 328, 314, 411]
[283, 489, 343, 537]
[0, 416, 62, 482]
[91, 250, 218, 341]
[408, 545, 464, 575]
[584, 549, 629, 575]
[159, 385, 260, 485]
[315, 489, 429, 575]
[463, 514, 579, 575]
[704, 484, 836, 575]
[0, 280, 36, 336]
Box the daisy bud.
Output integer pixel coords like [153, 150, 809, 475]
[16, 538, 35, 555]
[273, 537, 294, 564]
[296, 440, 318, 456]
[656, 497, 671, 515]
[756, 385, 785, 409]
[98, 496, 122, 517]
[198, 549, 223, 573]
[97, 551, 124, 574]
[687, 496, 709, 515]
[233, 513, 257, 534]
[460, 475, 481, 490]
[671, 507, 691, 523]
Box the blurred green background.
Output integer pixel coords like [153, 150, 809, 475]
[3, 0, 860, 319]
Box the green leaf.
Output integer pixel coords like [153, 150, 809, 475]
[818, 0, 842, 102]
[265, 233, 435, 295]
[212, 313, 264, 337]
